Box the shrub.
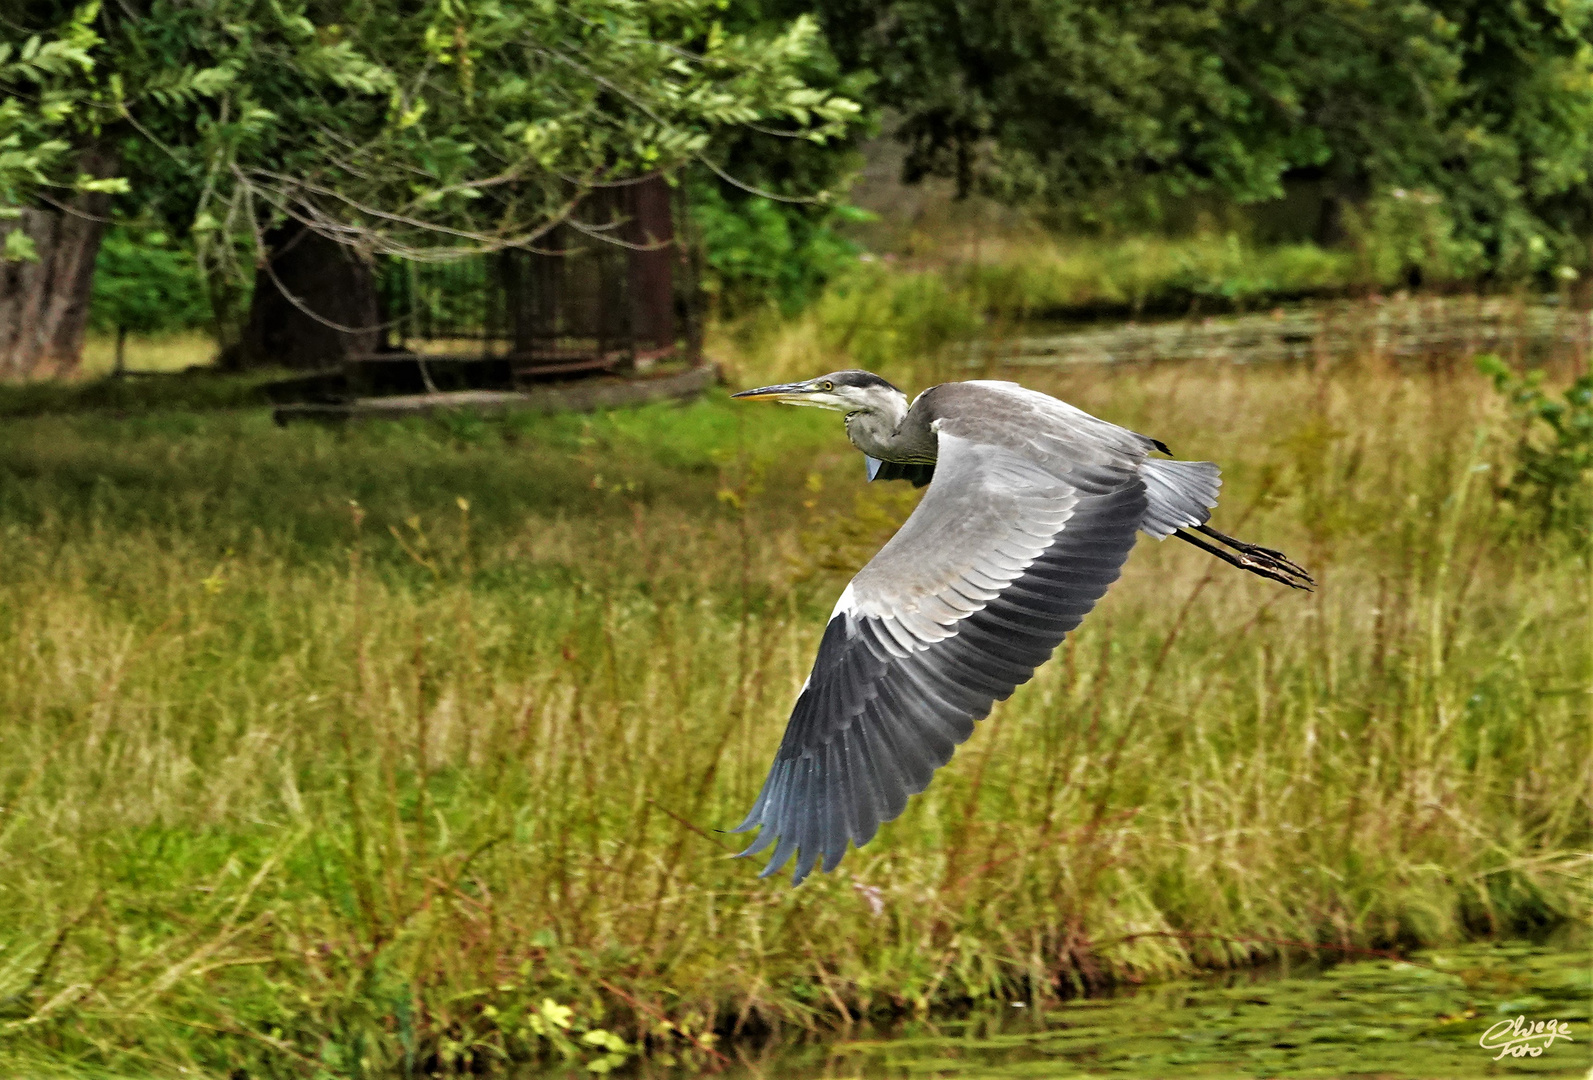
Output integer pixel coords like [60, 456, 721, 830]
[1477, 353, 1593, 543]
[89, 225, 212, 335]
[691, 182, 865, 316]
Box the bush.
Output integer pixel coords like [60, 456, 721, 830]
[1477, 353, 1593, 544]
[89, 225, 212, 335]
[928, 233, 1356, 319]
[811, 262, 985, 374]
[691, 182, 865, 316]
[1345, 190, 1486, 287]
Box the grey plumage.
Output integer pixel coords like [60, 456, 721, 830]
[1140, 458, 1221, 538]
[730, 371, 1312, 884]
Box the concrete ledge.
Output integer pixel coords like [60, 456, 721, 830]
[274, 363, 719, 425]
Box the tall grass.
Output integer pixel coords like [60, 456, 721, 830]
[935, 232, 1355, 317]
[0, 352, 1586, 1075]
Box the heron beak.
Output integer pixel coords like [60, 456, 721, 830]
[731, 381, 817, 403]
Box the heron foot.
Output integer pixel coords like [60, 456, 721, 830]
[1175, 526, 1316, 590]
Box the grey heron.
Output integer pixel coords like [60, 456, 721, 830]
[729, 370, 1313, 885]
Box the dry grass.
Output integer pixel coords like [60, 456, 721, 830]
[0, 335, 1586, 1075]
[79, 330, 217, 376]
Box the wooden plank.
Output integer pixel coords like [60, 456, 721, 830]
[512, 354, 623, 377]
[274, 363, 719, 425]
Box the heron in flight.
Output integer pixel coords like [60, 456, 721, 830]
[729, 370, 1312, 885]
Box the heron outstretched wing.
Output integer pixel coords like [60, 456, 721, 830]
[732, 387, 1150, 884]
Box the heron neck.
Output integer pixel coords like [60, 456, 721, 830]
[845, 393, 931, 461]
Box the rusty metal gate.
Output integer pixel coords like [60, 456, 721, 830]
[373, 175, 698, 382]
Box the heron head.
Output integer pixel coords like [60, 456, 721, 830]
[732, 370, 905, 415]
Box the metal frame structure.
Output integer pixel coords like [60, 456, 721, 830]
[366, 176, 699, 384]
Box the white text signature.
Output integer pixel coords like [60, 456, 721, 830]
[1479, 1016, 1573, 1060]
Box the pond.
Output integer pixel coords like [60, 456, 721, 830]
[615, 939, 1589, 1080]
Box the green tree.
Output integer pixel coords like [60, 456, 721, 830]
[0, 3, 112, 221]
[1, 0, 862, 373]
[684, 0, 876, 315]
[0, 3, 127, 376]
[88, 224, 211, 372]
[810, 0, 1593, 276]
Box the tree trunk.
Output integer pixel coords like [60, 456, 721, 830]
[229, 223, 381, 370]
[624, 175, 676, 356]
[0, 146, 118, 379]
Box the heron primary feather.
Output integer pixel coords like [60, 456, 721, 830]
[730, 371, 1313, 884]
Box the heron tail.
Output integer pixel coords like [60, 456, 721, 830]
[1140, 459, 1221, 538]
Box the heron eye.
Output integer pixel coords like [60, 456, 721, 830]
[821, 381, 834, 391]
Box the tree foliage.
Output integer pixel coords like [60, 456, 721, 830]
[88, 224, 211, 334]
[683, 0, 874, 314]
[692, 178, 865, 314]
[0, 3, 123, 261]
[813, 0, 1593, 273]
[2, 0, 862, 283]
[9, 0, 1593, 341]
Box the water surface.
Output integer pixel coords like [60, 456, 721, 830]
[643, 941, 1590, 1080]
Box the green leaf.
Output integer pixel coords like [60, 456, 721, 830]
[74, 174, 129, 194]
[3, 228, 38, 262]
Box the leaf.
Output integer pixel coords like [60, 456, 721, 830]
[3, 228, 38, 262]
[397, 100, 427, 129]
[538, 998, 573, 1031]
[580, 1029, 628, 1052]
[190, 66, 236, 96]
[1474, 354, 1508, 381]
[74, 174, 129, 194]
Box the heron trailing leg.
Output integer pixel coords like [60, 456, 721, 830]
[1174, 525, 1315, 590]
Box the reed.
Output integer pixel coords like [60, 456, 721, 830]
[0, 342, 1586, 1075]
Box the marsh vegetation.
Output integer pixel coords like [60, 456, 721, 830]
[9, 0, 1593, 1071]
[1, 296, 1587, 1074]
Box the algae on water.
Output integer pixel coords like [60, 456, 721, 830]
[713, 941, 1591, 1080]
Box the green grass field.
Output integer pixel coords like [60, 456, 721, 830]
[0, 343, 1587, 1075]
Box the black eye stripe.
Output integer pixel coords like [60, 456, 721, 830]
[825, 370, 901, 393]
